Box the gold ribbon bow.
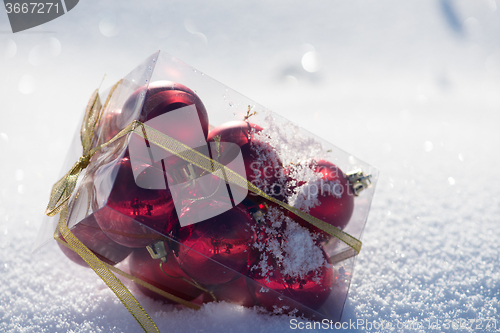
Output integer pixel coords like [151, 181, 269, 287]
[46, 80, 363, 333]
[45, 81, 163, 333]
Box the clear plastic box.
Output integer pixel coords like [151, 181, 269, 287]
[36, 51, 378, 322]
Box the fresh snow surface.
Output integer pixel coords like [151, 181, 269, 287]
[1, 1, 500, 332]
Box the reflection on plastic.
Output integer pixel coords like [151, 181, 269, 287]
[129, 104, 248, 227]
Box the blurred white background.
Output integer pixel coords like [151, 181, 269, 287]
[1, 1, 499, 332]
[1, 0, 499, 176]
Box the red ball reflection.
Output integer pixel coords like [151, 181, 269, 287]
[129, 245, 203, 303]
[207, 121, 285, 202]
[122, 80, 209, 139]
[57, 214, 132, 267]
[94, 157, 177, 248]
[248, 250, 334, 313]
[175, 200, 256, 285]
[126, 81, 211, 190]
[203, 276, 256, 307]
[93, 108, 126, 146]
[287, 160, 354, 238]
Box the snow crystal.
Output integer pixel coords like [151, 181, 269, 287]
[253, 113, 335, 215]
[251, 207, 325, 279]
[279, 221, 325, 279]
[246, 114, 333, 279]
[255, 113, 327, 166]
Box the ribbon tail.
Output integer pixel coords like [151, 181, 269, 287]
[45, 163, 82, 217]
[47, 83, 160, 333]
[328, 248, 360, 265]
[81, 89, 102, 154]
[57, 205, 160, 333]
[45, 176, 73, 216]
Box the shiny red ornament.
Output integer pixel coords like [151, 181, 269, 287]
[125, 81, 211, 194]
[174, 170, 226, 204]
[85, 80, 211, 193]
[94, 80, 210, 167]
[288, 160, 354, 238]
[139, 82, 209, 137]
[175, 200, 256, 285]
[56, 214, 132, 267]
[94, 157, 177, 248]
[248, 250, 334, 313]
[93, 107, 126, 146]
[242, 197, 286, 233]
[207, 121, 285, 203]
[129, 245, 203, 303]
[91, 81, 203, 148]
[114, 81, 210, 139]
[203, 276, 256, 307]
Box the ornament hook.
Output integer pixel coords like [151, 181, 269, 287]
[346, 170, 372, 196]
[146, 241, 168, 263]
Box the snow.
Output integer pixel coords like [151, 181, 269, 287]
[1, 0, 500, 332]
[256, 114, 327, 167]
[279, 220, 325, 280]
[255, 115, 326, 213]
[250, 206, 326, 280]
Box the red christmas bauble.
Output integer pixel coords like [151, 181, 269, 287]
[126, 81, 211, 190]
[287, 160, 354, 238]
[93, 108, 126, 146]
[92, 80, 195, 148]
[129, 245, 203, 303]
[203, 276, 256, 307]
[208, 121, 262, 148]
[121, 80, 209, 139]
[248, 249, 333, 313]
[207, 121, 285, 203]
[175, 200, 256, 285]
[94, 157, 178, 248]
[57, 214, 132, 267]
[174, 169, 228, 205]
[93, 81, 210, 166]
[242, 197, 287, 233]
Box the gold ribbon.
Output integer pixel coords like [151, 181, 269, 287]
[54, 237, 201, 310]
[129, 122, 363, 259]
[46, 81, 161, 333]
[46, 80, 363, 333]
